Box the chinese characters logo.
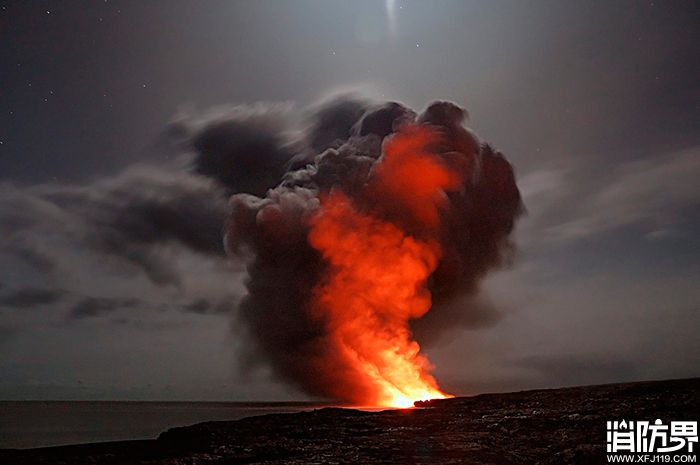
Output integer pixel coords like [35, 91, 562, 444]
[607, 420, 698, 453]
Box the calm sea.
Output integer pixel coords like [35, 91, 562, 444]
[0, 401, 330, 449]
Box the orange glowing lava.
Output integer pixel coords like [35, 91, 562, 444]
[307, 126, 458, 407]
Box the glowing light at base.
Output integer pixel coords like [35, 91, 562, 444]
[307, 126, 458, 408]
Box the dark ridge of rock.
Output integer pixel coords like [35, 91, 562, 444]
[1, 378, 698, 464]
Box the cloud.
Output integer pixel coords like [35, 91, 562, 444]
[0, 324, 16, 347]
[68, 297, 141, 320]
[0, 284, 225, 322]
[545, 146, 700, 240]
[0, 156, 249, 340]
[0, 287, 66, 309]
[0, 163, 228, 287]
[181, 297, 238, 315]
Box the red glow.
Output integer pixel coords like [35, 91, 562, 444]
[307, 126, 457, 407]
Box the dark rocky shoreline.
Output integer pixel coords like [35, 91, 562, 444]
[2, 378, 698, 464]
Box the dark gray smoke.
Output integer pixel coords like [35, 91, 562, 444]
[170, 103, 298, 197]
[189, 97, 523, 402]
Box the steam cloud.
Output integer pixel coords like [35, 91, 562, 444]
[191, 96, 523, 403]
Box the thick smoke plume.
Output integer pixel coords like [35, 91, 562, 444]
[203, 97, 522, 406]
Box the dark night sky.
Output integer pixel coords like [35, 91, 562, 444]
[0, 0, 699, 400]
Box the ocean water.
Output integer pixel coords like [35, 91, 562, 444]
[0, 401, 329, 449]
